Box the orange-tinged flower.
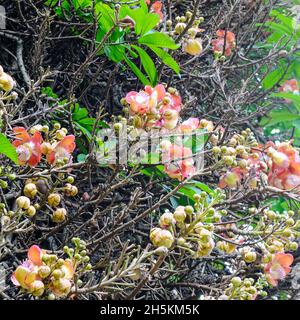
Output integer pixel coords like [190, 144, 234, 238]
[27, 245, 43, 266]
[178, 118, 200, 133]
[267, 141, 300, 191]
[12, 127, 42, 167]
[212, 30, 236, 57]
[11, 245, 44, 290]
[46, 135, 76, 165]
[61, 259, 75, 280]
[264, 252, 294, 286]
[279, 79, 299, 94]
[125, 84, 182, 130]
[126, 84, 166, 115]
[146, 0, 164, 21]
[162, 142, 196, 180]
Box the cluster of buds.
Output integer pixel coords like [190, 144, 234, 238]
[212, 29, 236, 58]
[0, 165, 16, 189]
[213, 128, 268, 189]
[12, 124, 76, 167]
[219, 277, 267, 300]
[13, 175, 77, 223]
[167, 11, 204, 56]
[11, 239, 90, 299]
[150, 191, 228, 258]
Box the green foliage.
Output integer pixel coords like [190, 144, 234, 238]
[0, 133, 19, 165]
[257, 8, 300, 144]
[45, 0, 180, 86]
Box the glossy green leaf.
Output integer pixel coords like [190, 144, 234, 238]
[132, 45, 158, 85]
[0, 133, 19, 165]
[148, 46, 180, 74]
[138, 32, 180, 50]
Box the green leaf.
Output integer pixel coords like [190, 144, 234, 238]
[132, 45, 158, 85]
[148, 46, 180, 74]
[260, 109, 300, 126]
[138, 32, 180, 50]
[0, 133, 19, 164]
[124, 55, 151, 86]
[95, 3, 115, 32]
[140, 13, 160, 36]
[272, 92, 300, 111]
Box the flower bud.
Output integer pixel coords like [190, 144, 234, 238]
[159, 211, 176, 228]
[16, 196, 30, 210]
[55, 129, 66, 140]
[24, 183, 38, 198]
[38, 266, 51, 278]
[244, 251, 257, 263]
[64, 184, 78, 197]
[231, 276, 242, 287]
[48, 193, 61, 207]
[53, 278, 71, 296]
[150, 228, 174, 248]
[183, 39, 203, 56]
[0, 72, 15, 92]
[52, 208, 67, 223]
[185, 205, 194, 214]
[26, 206, 36, 217]
[41, 142, 53, 155]
[174, 22, 186, 34]
[290, 242, 298, 251]
[30, 280, 45, 297]
[173, 206, 186, 222]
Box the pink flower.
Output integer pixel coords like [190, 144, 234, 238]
[46, 135, 76, 165]
[279, 79, 299, 94]
[178, 118, 200, 133]
[126, 84, 166, 115]
[125, 84, 182, 130]
[161, 141, 196, 180]
[11, 245, 43, 290]
[212, 30, 236, 57]
[264, 253, 294, 286]
[146, 1, 164, 21]
[218, 168, 242, 189]
[12, 127, 42, 167]
[267, 142, 300, 192]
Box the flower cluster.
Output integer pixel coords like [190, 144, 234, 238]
[166, 10, 204, 56]
[150, 191, 228, 258]
[11, 239, 91, 299]
[212, 30, 236, 58]
[0, 65, 15, 92]
[211, 128, 267, 189]
[124, 84, 182, 130]
[12, 124, 76, 167]
[217, 277, 266, 300]
[15, 175, 78, 222]
[267, 141, 300, 191]
[215, 128, 300, 193]
[121, 84, 214, 181]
